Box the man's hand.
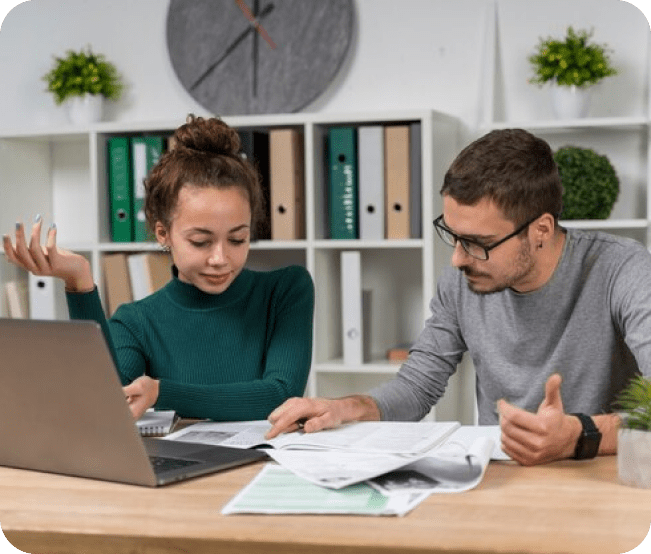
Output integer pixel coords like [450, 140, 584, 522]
[124, 376, 160, 420]
[498, 373, 582, 466]
[265, 395, 380, 440]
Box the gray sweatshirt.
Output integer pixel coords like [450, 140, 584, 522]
[370, 229, 651, 424]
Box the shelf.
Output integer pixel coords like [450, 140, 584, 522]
[314, 359, 404, 375]
[486, 116, 648, 132]
[313, 239, 424, 250]
[561, 219, 648, 230]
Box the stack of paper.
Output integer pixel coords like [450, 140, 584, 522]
[166, 420, 505, 516]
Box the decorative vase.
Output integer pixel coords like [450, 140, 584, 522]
[66, 93, 104, 125]
[549, 83, 592, 119]
[618, 428, 651, 489]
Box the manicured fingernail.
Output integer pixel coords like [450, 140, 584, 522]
[34, 214, 42, 223]
[49, 223, 57, 230]
[15, 222, 21, 230]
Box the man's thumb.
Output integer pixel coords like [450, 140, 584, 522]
[541, 373, 563, 411]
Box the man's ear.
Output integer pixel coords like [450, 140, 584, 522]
[532, 213, 555, 244]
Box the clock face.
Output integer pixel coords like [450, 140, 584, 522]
[166, 0, 355, 115]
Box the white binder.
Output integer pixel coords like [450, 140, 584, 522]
[341, 251, 363, 366]
[28, 274, 57, 320]
[358, 126, 385, 241]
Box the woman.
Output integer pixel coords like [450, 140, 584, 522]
[3, 115, 314, 421]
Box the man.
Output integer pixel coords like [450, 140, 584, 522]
[266, 128, 651, 466]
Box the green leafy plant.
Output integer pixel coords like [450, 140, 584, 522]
[615, 375, 651, 431]
[554, 146, 619, 220]
[43, 47, 123, 105]
[529, 26, 617, 87]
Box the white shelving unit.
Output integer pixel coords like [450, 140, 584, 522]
[0, 110, 464, 417]
[480, 1, 650, 245]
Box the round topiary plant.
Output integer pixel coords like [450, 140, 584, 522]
[554, 146, 619, 220]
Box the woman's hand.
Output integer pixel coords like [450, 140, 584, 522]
[124, 376, 160, 420]
[3, 217, 94, 292]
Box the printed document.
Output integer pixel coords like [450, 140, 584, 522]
[221, 463, 429, 516]
[166, 420, 460, 455]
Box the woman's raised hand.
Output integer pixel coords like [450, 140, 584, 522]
[3, 216, 94, 292]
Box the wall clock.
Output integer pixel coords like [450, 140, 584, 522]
[166, 0, 355, 115]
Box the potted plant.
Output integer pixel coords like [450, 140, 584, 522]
[528, 26, 617, 118]
[616, 375, 651, 489]
[43, 47, 124, 124]
[554, 146, 619, 220]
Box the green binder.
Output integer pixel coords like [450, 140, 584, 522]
[328, 127, 358, 239]
[131, 136, 164, 242]
[107, 136, 133, 243]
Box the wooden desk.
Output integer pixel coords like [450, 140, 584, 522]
[1, 456, 650, 554]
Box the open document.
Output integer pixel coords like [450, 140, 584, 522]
[166, 420, 460, 455]
[367, 435, 494, 494]
[221, 464, 429, 517]
[166, 420, 507, 491]
[265, 431, 495, 490]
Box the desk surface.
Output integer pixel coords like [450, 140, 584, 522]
[1, 455, 650, 554]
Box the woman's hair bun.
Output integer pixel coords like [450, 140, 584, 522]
[172, 114, 241, 157]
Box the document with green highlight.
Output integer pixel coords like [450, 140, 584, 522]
[221, 464, 428, 517]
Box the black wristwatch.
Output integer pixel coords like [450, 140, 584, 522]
[571, 413, 602, 460]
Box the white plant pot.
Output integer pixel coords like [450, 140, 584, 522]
[66, 94, 104, 125]
[549, 83, 593, 119]
[618, 428, 651, 489]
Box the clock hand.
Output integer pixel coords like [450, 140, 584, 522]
[252, 0, 259, 97]
[190, 2, 275, 92]
[236, 0, 277, 50]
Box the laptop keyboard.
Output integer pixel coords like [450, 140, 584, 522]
[149, 455, 201, 473]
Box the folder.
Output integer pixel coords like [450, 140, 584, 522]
[269, 129, 305, 240]
[131, 136, 164, 242]
[341, 251, 363, 366]
[107, 136, 133, 243]
[239, 129, 271, 240]
[328, 127, 358, 239]
[409, 122, 422, 239]
[4, 280, 28, 319]
[384, 125, 411, 240]
[357, 126, 385, 241]
[128, 252, 172, 301]
[102, 253, 133, 316]
[28, 274, 57, 320]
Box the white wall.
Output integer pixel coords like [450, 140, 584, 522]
[0, 0, 649, 132]
[0, 0, 491, 131]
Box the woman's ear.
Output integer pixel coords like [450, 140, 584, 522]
[154, 222, 169, 249]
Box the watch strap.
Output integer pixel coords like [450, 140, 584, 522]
[571, 413, 602, 460]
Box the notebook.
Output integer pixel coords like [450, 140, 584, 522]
[0, 318, 266, 487]
[137, 409, 179, 436]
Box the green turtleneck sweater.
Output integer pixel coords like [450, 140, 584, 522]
[66, 265, 314, 421]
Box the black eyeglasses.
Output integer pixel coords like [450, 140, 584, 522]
[433, 214, 538, 261]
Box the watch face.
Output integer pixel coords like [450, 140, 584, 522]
[167, 0, 355, 115]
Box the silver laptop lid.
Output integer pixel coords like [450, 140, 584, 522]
[0, 318, 157, 486]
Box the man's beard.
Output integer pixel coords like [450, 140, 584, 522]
[460, 238, 534, 295]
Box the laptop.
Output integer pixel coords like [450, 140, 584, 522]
[0, 318, 266, 486]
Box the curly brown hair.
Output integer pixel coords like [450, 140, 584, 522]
[144, 115, 266, 238]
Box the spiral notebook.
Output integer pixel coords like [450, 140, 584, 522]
[136, 409, 179, 436]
